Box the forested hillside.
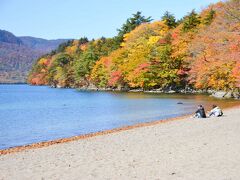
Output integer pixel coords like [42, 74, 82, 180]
[28, 0, 240, 93]
[0, 30, 69, 83]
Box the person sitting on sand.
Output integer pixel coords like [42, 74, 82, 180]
[194, 105, 206, 118]
[209, 105, 223, 117]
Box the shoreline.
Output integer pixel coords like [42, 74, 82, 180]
[0, 114, 191, 155]
[2, 83, 240, 99]
[1, 105, 239, 156]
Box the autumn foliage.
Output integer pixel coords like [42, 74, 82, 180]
[28, 0, 240, 92]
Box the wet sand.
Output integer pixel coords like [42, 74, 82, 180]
[0, 106, 240, 180]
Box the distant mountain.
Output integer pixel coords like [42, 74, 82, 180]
[0, 30, 23, 45]
[0, 29, 70, 83]
[19, 36, 68, 52]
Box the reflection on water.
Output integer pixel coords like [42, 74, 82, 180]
[0, 84, 239, 150]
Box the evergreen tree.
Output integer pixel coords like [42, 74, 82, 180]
[202, 9, 216, 25]
[56, 40, 74, 53]
[182, 10, 201, 32]
[161, 11, 177, 28]
[116, 11, 152, 43]
[78, 37, 89, 45]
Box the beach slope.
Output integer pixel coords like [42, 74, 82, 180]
[0, 107, 240, 180]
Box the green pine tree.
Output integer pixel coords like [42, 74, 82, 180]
[182, 10, 201, 32]
[161, 11, 177, 28]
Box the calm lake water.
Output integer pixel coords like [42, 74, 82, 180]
[0, 84, 239, 150]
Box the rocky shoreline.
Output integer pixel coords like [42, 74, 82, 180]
[73, 85, 240, 99]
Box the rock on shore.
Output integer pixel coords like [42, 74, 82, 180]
[211, 91, 240, 99]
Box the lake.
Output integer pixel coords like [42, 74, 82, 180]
[0, 84, 239, 150]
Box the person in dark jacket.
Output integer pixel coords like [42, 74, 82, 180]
[194, 105, 207, 118]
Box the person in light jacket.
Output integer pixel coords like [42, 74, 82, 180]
[209, 105, 223, 117]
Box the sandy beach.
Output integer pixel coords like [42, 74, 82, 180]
[1, 106, 240, 180]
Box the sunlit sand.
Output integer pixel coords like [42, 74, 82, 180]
[1, 106, 240, 179]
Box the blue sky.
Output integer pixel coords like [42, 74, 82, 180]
[0, 0, 220, 40]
